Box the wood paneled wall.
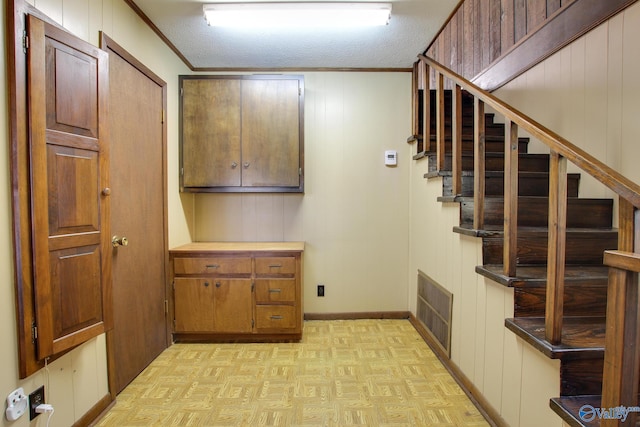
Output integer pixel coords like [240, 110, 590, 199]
[425, 0, 636, 90]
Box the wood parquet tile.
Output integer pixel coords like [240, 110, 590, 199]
[95, 320, 489, 426]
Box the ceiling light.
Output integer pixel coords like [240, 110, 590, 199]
[203, 2, 392, 28]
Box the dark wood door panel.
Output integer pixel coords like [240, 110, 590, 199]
[46, 145, 99, 235]
[28, 14, 110, 360]
[50, 245, 103, 339]
[45, 37, 98, 137]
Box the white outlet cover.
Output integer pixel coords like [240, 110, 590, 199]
[5, 387, 28, 421]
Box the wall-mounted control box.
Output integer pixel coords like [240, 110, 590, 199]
[385, 150, 397, 166]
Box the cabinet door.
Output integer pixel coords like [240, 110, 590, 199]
[242, 78, 301, 187]
[181, 78, 241, 187]
[212, 279, 253, 333]
[174, 278, 215, 332]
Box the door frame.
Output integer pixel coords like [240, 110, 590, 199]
[100, 32, 171, 398]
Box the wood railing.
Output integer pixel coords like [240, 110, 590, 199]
[416, 55, 640, 423]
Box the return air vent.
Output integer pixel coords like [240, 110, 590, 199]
[416, 270, 453, 357]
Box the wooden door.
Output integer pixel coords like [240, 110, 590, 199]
[103, 36, 168, 394]
[173, 278, 215, 332]
[242, 78, 301, 187]
[213, 279, 253, 332]
[181, 78, 242, 188]
[27, 15, 111, 359]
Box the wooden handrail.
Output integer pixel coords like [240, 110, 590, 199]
[419, 54, 640, 209]
[603, 250, 640, 273]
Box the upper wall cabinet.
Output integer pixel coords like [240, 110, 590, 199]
[179, 75, 304, 193]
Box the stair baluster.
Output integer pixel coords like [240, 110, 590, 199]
[546, 151, 568, 345]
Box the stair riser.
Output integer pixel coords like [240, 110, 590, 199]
[428, 135, 528, 153]
[460, 199, 613, 228]
[442, 174, 580, 197]
[561, 358, 605, 396]
[514, 280, 608, 317]
[482, 232, 618, 265]
[428, 124, 512, 140]
[428, 151, 548, 174]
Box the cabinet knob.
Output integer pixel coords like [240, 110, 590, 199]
[215, 282, 221, 288]
[231, 162, 238, 169]
[204, 282, 210, 287]
[243, 162, 250, 169]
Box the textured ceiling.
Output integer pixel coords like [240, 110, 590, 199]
[130, 0, 459, 69]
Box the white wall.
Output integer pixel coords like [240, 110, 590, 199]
[408, 2, 640, 426]
[0, 1, 191, 426]
[195, 72, 412, 314]
[496, 2, 640, 201]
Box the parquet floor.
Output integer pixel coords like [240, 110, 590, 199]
[95, 319, 489, 426]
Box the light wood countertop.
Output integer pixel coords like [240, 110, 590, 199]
[170, 241, 305, 253]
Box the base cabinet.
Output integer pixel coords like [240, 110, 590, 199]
[170, 242, 304, 341]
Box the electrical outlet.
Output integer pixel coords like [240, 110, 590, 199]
[29, 386, 45, 420]
[317, 284, 325, 297]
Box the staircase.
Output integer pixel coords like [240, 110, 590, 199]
[418, 78, 634, 426]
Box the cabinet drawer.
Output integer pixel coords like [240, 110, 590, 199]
[254, 257, 296, 275]
[255, 279, 296, 303]
[255, 305, 297, 329]
[174, 257, 251, 275]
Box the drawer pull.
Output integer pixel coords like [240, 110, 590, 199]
[269, 289, 282, 293]
[206, 264, 220, 269]
[269, 264, 282, 268]
[270, 315, 283, 320]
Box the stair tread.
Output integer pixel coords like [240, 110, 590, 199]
[550, 395, 640, 427]
[476, 264, 609, 287]
[505, 317, 605, 359]
[454, 224, 618, 236]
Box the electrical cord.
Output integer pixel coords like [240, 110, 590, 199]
[36, 404, 54, 427]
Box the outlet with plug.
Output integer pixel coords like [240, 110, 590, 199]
[28, 386, 45, 420]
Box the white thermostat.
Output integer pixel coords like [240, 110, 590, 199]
[385, 150, 397, 166]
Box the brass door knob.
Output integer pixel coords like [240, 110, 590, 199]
[112, 235, 129, 247]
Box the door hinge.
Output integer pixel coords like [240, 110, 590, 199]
[252, 319, 254, 328]
[22, 31, 29, 53]
[164, 299, 169, 315]
[180, 167, 184, 177]
[180, 87, 184, 97]
[31, 321, 37, 343]
[299, 167, 302, 176]
[162, 109, 165, 124]
[251, 281, 255, 292]
[298, 87, 301, 96]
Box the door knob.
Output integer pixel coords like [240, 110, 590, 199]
[112, 235, 129, 247]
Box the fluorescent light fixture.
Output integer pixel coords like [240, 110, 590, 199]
[203, 2, 392, 28]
